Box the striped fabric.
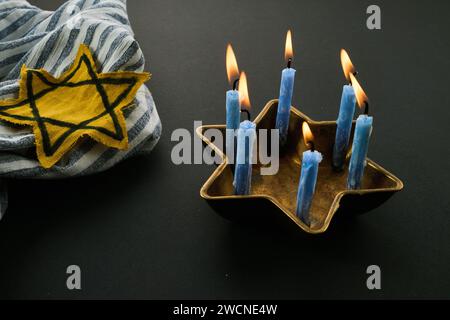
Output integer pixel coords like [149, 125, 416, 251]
[0, 0, 162, 218]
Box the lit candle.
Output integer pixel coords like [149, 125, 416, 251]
[225, 44, 240, 157]
[296, 122, 323, 226]
[233, 72, 255, 195]
[332, 49, 357, 170]
[275, 30, 296, 145]
[347, 73, 372, 189]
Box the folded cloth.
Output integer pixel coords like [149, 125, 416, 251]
[0, 0, 162, 218]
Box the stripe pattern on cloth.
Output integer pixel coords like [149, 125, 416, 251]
[0, 0, 162, 218]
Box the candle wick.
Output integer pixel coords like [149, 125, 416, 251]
[308, 141, 315, 152]
[287, 58, 292, 69]
[241, 108, 251, 121]
[364, 101, 369, 115]
[232, 78, 240, 90]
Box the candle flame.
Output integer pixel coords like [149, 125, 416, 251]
[302, 122, 314, 146]
[226, 43, 239, 85]
[238, 71, 251, 110]
[350, 73, 369, 108]
[340, 49, 355, 83]
[284, 30, 293, 62]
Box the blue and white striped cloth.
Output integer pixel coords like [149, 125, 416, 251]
[0, 0, 162, 218]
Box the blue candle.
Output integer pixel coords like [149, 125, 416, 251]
[333, 49, 357, 170]
[332, 85, 356, 169]
[226, 90, 240, 131]
[347, 114, 373, 189]
[225, 89, 240, 155]
[233, 120, 256, 195]
[296, 122, 323, 226]
[347, 73, 372, 189]
[275, 30, 296, 145]
[225, 44, 241, 156]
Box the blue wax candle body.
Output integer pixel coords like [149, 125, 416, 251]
[347, 115, 373, 189]
[275, 67, 296, 145]
[332, 85, 356, 170]
[296, 150, 322, 225]
[225, 90, 240, 157]
[233, 120, 256, 195]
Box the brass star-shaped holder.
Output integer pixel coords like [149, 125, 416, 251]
[196, 99, 403, 234]
[0, 44, 149, 168]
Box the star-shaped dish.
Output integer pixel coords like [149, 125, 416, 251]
[196, 99, 404, 234]
[0, 44, 149, 168]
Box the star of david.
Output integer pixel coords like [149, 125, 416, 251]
[0, 44, 149, 168]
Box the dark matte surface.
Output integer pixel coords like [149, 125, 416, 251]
[0, 0, 449, 299]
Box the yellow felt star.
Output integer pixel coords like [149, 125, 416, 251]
[0, 44, 150, 168]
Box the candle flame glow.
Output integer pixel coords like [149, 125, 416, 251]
[349, 73, 369, 109]
[302, 122, 314, 147]
[340, 49, 355, 83]
[284, 30, 293, 62]
[238, 71, 251, 110]
[226, 43, 239, 85]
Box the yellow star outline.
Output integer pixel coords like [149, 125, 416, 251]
[0, 44, 150, 168]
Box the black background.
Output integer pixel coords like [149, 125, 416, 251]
[0, 0, 449, 299]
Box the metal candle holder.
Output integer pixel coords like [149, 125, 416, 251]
[196, 99, 404, 234]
